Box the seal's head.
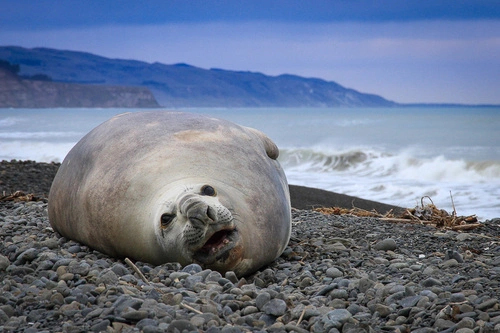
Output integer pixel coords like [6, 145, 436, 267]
[156, 179, 271, 276]
[155, 183, 242, 271]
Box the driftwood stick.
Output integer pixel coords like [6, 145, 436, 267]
[180, 302, 203, 314]
[297, 306, 307, 326]
[125, 258, 150, 285]
[299, 252, 309, 264]
[450, 191, 457, 217]
[451, 223, 482, 231]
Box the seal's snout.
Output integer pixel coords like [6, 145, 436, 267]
[188, 203, 217, 226]
[179, 193, 214, 225]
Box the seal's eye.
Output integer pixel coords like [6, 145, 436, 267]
[160, 214, 175, 228]
[201, 185, 216, 196]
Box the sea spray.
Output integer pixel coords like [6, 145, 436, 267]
[279, 147, 500, 220]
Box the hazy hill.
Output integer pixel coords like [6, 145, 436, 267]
[0, 64, 159, 108]
[0, 46, 397, 107]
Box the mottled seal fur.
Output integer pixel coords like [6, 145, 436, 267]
[48, 111, 291, 276]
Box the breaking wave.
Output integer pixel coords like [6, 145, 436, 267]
[279, 148, 500, 220]
[279, 148, 500, 183]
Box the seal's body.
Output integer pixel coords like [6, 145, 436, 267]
[48, 111, 291, 276]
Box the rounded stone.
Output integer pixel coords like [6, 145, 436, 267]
[441, 259, 459, 268]
[255, 292, 271, 311]
[326, 267, 343, 278]
[224, 271, 239, 284]
[330, 289, 349, 300]
[373, 238, 397, 251]
[450, 293, 466, 302]
[96, 269, 118, 285]
[122, 310, 149, 321]
[262, 299, 287, 317]
[476, 298, 498, 311]
[166, 319, 197, 333]
[182, 264, 203, 275]
[90, 319, 110, 332]
[0, 255, 10, 271]
[324, 309, 353, 328]
[242, 306, 259, 316]
[169, 272, 190, 280]
[14, 248, 38, 264]
[68, 261, 90, 276]
[456, 317, 475, 329]
[420, 278, 442, 287]
[371, 304, 392, 318]
[455, 329, 474, 333]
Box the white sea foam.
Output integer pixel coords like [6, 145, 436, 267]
[0, 141, 76, 163]
[0, 131, 83, 140]
[0, 117, 25, 127]
[279, 148, 500, 182]
[279, 148, 500, 220]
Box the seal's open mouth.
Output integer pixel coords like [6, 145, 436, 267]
[193, 228, 238, 264]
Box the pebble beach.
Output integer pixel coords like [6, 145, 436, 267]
[1, 160, 500, 332]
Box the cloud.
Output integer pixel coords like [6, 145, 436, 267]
[2, 0, 500, 30]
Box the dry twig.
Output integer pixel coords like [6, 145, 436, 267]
[0, 191, 40, 202]
[315, 195, 481, 231]
[180, 302, 203, 315]
[124, 258, 150, 285]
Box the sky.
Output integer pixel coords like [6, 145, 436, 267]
[1, 0, 499, 104]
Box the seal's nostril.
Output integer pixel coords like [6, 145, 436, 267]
[207, 206, 217, 221]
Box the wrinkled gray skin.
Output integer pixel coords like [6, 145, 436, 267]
[48, 111, 291, 276]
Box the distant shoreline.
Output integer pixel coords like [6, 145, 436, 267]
[2, 104, 499, 109]
[398, 103, 500, 108]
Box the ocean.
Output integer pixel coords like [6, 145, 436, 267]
[1, 107, 499, 220]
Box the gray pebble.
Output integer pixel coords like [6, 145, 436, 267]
[255, 292, 271, 311]
[262, 299, 287, 317]
[455, 329, 475, 333]
[111, 263, 130, 276]
[224, 271, 238, 284]
[399, 295, 422, 308]
[169, 271, 190, 280]
[122, 310, 149, 321]
[0, 254, 10, 270]
[182, 263, 203, 274]
[96, 268, 118, 284]
[326, 267, 343, 278]
[450, 292, 466, 302]
[113, 295, 144, 313]
[420, 277, 442, 287]
[322, 309, 353, 330]
[476, 298, 498, 311]
[14, 248, 38, 264]
[373, 238, 397, 251]
[90, 319, 110, 332]
[330, 289, 348, 300]
[68, 261, 90, 276]
[166, 319, 197, 332]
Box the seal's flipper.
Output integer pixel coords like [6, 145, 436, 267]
[244, 127, 279, 160]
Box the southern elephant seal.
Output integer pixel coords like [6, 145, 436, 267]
[48, 111, 291, 276]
